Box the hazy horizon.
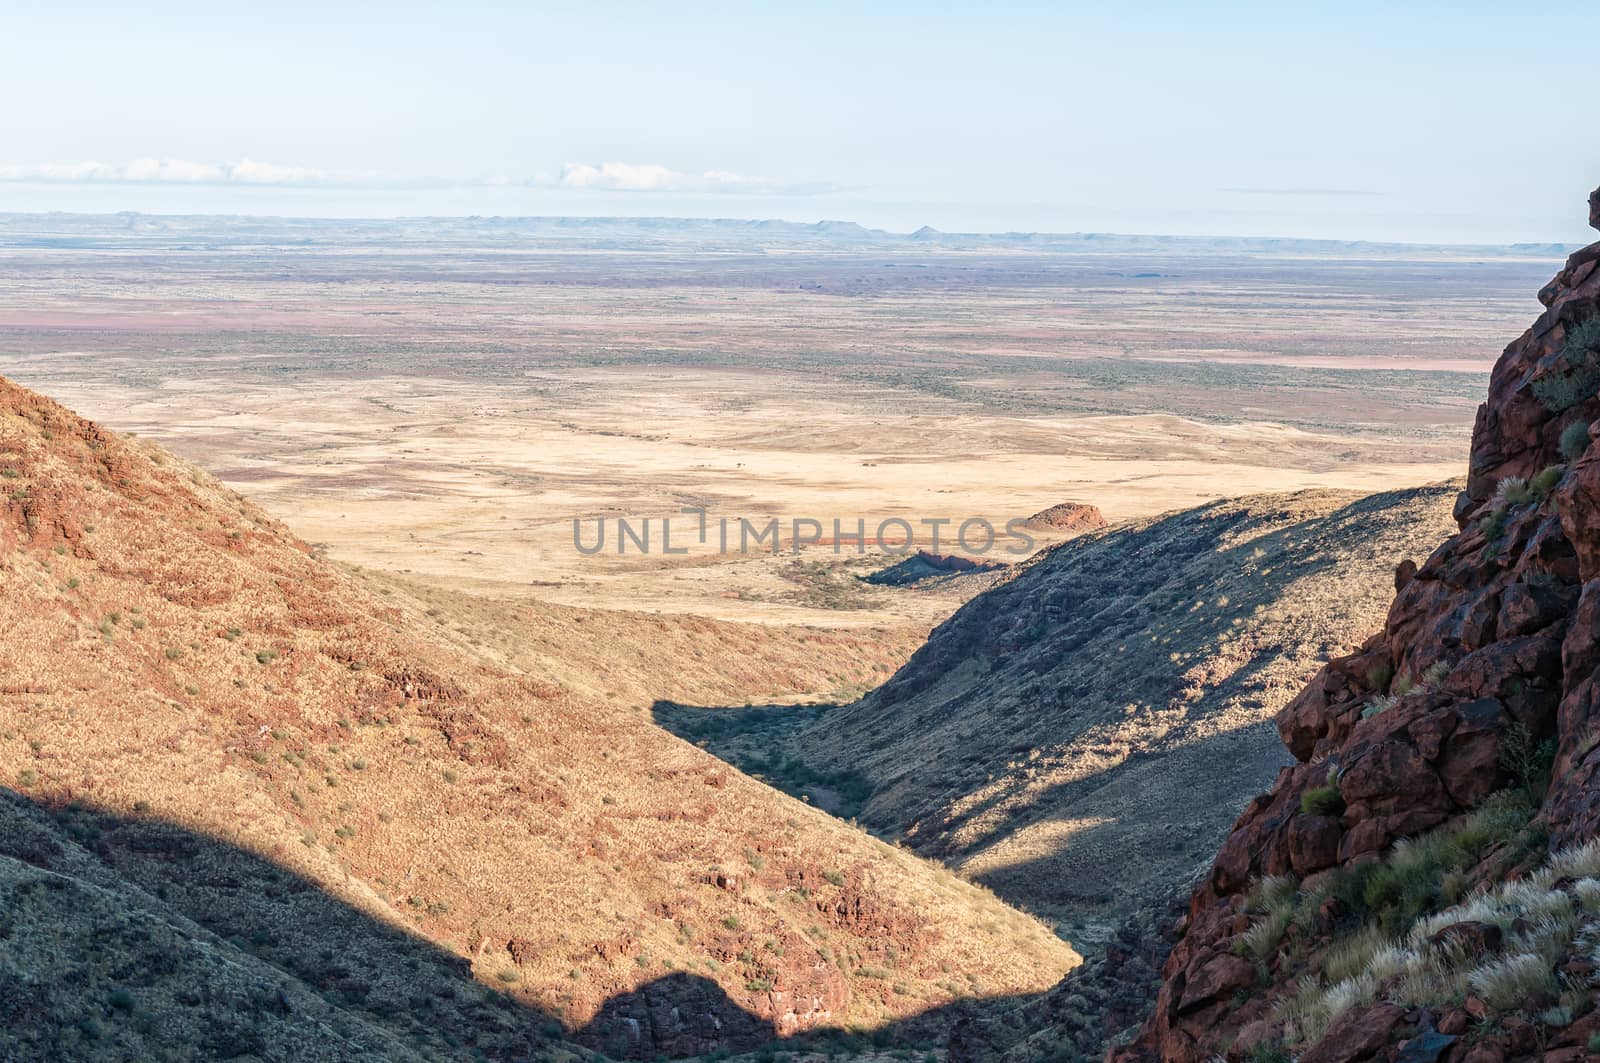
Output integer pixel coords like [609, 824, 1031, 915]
[6, 2, 1600, 245]
[0, 205, 1586, 250]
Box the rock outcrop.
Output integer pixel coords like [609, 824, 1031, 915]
[1020, 501, 1109, 534]
[1110, 189, 1600, 1062]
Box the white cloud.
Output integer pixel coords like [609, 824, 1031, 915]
[0, 157, 336, 186]
[556, 161, 826, 195]
[0, 157, 835, 196]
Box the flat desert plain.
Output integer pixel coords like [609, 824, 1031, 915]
[0, 215, 1563, 630]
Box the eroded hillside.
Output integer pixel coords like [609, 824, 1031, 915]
[0, 376, 1076, 1060]
[799, 485, 1461, 934]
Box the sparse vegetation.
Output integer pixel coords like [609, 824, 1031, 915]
[1532, 318, 1600, 413]
[1530, 463, 1567, 499]
[1561, 420, 1592, 461]
[1492, 474, 1530, 507]
[1279, 828, 1594, 1045]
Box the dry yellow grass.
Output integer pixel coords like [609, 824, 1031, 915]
[0, 375, 1075, 1056]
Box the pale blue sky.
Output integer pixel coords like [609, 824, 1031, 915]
[3, 1, 1596, 242]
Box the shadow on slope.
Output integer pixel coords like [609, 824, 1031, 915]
[0, 786, 575, 1061]
[659, 486, 1462, 941]
[0, 787, 1066, 1061]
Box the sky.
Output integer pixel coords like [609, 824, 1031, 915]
[3, 1, 1598, 243]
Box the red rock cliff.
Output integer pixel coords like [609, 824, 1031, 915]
[1111, 188, 1600, 1063]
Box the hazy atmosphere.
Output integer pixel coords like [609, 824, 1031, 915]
[6, 1, 1599, 240]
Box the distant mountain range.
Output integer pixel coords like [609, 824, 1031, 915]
[0, 211, 1577, 258]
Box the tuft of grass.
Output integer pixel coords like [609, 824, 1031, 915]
[1529, 463, 1566, 500]
[1300, 785, 1344, 817]
[1468, 952, 1559, 1011]
[1361, 694, 1398, 720]
[1493, 476, 1531, 508]
[1478, 506, 1510, 554]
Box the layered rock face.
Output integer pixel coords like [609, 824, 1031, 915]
[1112, 192, 1600, 1062]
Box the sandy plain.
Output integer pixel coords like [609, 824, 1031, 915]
[0, 218, 1563, 630]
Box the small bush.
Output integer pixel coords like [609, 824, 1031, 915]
[823, 870, 846, 887]
[1479, 507, 1510, 553]
[1530, 463, 1567, 499]
[1500, 722, 1557, 797]
[1561, 420, 1593, 462]
[1533, 319, 1600, 413]
[1419, 660, 1451, 689]
[1301, 785, 1344, 817]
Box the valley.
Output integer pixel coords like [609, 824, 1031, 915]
[0, 213, 1574, 1059]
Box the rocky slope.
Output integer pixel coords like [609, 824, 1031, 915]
[0, 377, 1076, 1060]
[798, 485, 1461, 933]
[1109, 189, 1600, 1062]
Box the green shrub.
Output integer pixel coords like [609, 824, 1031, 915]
[1301, 785, 1344, 817]
[1529, 463, 1567, 499]
[1561, 420, 1593, 462]
[1479, 507, 1510, 553]
[1533, 319, 1600, 413]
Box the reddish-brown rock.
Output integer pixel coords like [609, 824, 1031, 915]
[1299, 1003, 1403, 1063]
[1020, 501, 1108, 533]
[1108, 189, 1600, 1063]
